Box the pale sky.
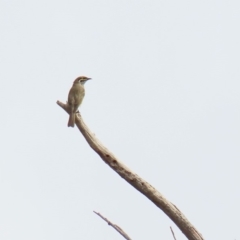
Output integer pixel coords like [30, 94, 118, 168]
[0, 1, 240, 239]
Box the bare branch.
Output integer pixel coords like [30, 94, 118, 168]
[170, 226, 177, 240]
[57, 100, 204, 240]
[93, 211, 132, 240]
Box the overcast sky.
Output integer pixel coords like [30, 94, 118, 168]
[0, 1, 240, 239]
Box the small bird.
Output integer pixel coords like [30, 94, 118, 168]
[67, 76, 91, 127]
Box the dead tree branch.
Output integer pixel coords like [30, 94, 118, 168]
[57, 100, 204, 240]
[170, 226, 177, 240]
[93, 211, 132, 240]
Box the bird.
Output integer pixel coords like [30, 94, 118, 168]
[67, 76, 91, 127]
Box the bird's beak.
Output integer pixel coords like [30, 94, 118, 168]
[87, 77, 92, 80]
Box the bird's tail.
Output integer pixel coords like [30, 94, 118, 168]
[68, 112, 75, 127]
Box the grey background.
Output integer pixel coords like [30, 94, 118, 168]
[0, 1, 240, 239]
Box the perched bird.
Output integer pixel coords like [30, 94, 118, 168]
[67, 76, 91, 127]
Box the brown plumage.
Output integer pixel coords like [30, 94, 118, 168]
[67, 76, 91, 127]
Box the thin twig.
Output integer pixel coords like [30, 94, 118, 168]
[170, 226, 177, 240]
[93, 211, 132, 240]
[57, 100, 204, 240]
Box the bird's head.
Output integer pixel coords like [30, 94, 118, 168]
[74, 76, 91, 85]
